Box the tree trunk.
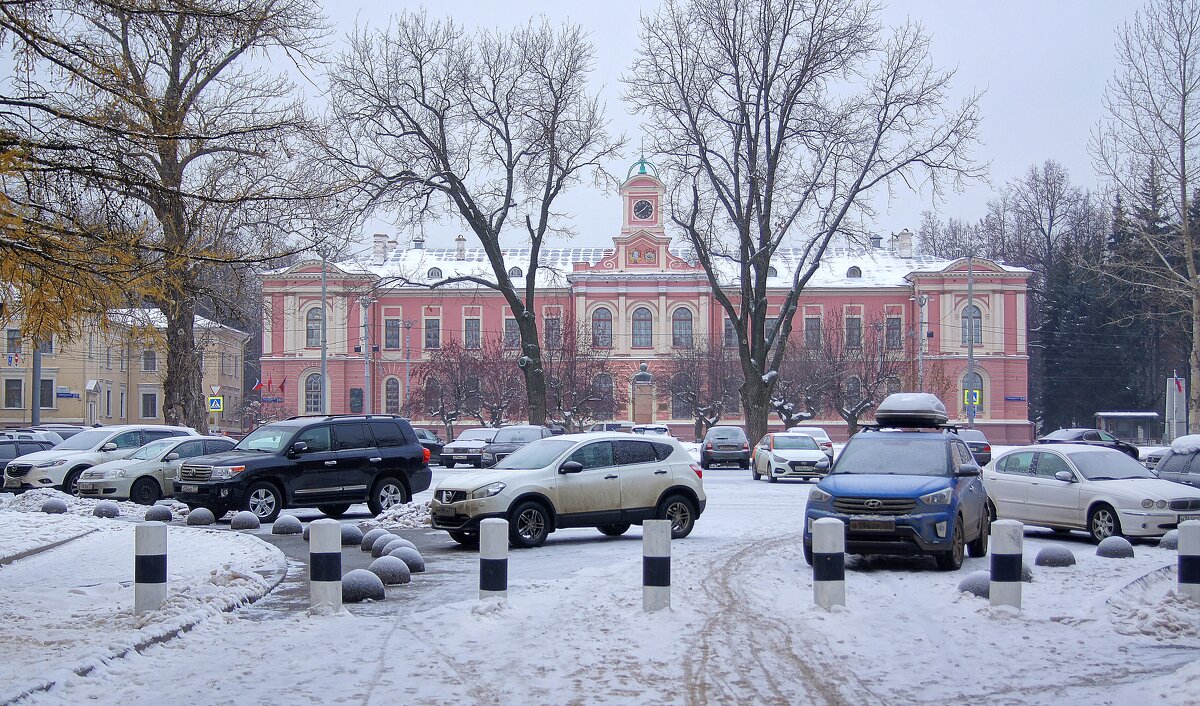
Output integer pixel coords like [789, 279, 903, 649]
[741, 376, 771, 446]
[516, 314, 547, 426]
[161, 300, 207, 433]
[1191, 297, 1200, 434]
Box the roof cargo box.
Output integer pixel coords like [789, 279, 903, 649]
[874, 393, 948, 428]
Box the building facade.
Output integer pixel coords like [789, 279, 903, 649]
[1, 309, 249, 432]
[260, 165, 1033, 442]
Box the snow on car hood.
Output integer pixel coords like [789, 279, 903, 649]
[769, 449, 828, 462]
[435, 468, 535, 493]
[819, 473, 951, 498]
[1088, 477, 1200, 501]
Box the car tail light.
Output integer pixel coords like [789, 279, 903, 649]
[742, 441, 749, 450]
[423, 448, 431, 464]
[691, 464, 703, 479]
[705, 442, 713, 450]
[982, 444, 991, 454]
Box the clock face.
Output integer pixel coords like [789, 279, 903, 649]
[633, 199, 654, 221]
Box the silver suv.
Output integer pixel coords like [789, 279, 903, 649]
[430, 432, 707, 548]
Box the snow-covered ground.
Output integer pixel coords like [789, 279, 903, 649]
[3, 470, 1197, 705]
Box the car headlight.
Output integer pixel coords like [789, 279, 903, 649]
[482, 452, 495, 460]
[209, 465, 246, 480]
[809, 487, 832, 503]
[920, 488, 953, 505]
[469, 482, 506, 499]
[772, 454, 787, 464]
[35, 459, 67, 468]
[105, 469, 127, 479]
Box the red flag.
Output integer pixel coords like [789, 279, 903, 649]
[266, 376, 273, 392]
[252, 378, 263, 392]
[1177, 378, 1184, 393]
[278, 377, 286, 395]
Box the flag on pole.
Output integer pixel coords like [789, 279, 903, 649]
[266, 376, 273, 392]
[278, 377, 286, 395]
[252, 378, 264, 392]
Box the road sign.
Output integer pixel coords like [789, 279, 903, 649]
[207, 396, 224, 413]
[210, 385, 221, 395]
[962, 389, 981, 405]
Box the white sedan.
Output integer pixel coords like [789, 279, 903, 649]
[985, 444, 1200, 542]
[751, 433, 830, 483]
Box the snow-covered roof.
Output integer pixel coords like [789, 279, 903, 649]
[1170, 434, 1200, 453]
[1094, 411, 1160, 418]
[108, 308, 250, 338]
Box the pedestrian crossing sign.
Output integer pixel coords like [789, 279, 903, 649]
[207, 396, 224, 412]
[962, 389, 981, 405]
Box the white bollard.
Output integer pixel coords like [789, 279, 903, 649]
[812, 518, 845, 609]
[990, 519, 1024, 610]
[479, 518, 508, 600]
[309, 519, 342, 612]
[134, 521, 168, 614]
[643, 520, 671, 612]
[1180, 520, 1200, 603]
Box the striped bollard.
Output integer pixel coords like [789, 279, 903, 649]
[309, 519, 342, 612]
[479, 518, 508, 600]
[1180, 520, 1200, 602]
[643, 520, 671, 612]
[134, 521, 168, 614]
[990, 519, 1023, 610]
[812, 518, 845, 609]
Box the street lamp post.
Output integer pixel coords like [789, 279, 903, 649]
[911, 294, 929, 391]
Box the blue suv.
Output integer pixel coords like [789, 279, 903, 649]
[802, 394, 990, 571]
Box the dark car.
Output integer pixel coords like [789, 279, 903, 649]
[1037, 428, 1139, 459]
[700, 426, 750, 469]
[957, 428, 992, 466]
[480, 425, 553, 467]
[0, 439, 55, 472]
[172, 414, 431, 522]
[413, 427, 444, 462]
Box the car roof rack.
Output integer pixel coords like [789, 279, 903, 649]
[860, 422, 961, 433]
[283, 414, 405, 421]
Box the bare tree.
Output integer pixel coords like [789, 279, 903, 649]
[1093, 0, 1200, 430]
[542, 316, 626, 432]
[414, 339, 483, 439]
[474, 338, 528, 428]
[773, 345, 827, 429]
[665, 340, 741, 441]
[626, 0, 983, 443]
[326, 13, 623, 426]
[818, 317, 907, 435]
[0, 0, 330, 432]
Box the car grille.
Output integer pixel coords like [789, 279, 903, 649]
[6, 463, 32, 478]
[439, 490, 467, 504]
[180, 465, 212, 482]
[833, 497, 917, 515]
[494, 453, 508, 463]
[790, 460, 819, 469]
[81, 470, 104, 480]
[1170, 498, 1200, 511]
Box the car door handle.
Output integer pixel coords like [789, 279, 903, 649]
[369, 457, 382, 463]
[604, 475, 618, 480]
[654, 470, 668, 475]
[324, 460, 337, 466]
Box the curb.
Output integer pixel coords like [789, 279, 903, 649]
[0, 528, 98, 567]
[1, 532, 289, 706]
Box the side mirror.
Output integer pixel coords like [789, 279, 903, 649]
[816, 460, 830, 471]
[289, 441, 309, 457]
[559, 461, 584, 474]
[101, 442, 117, 452]
[956, 463, 981, 477]
[164, 452, 180, 461]
[1054, 470, 1076, 483]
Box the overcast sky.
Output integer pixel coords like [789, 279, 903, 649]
[326, 0, 1139, 252]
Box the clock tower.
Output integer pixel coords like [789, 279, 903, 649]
[620, 157, 665, 236]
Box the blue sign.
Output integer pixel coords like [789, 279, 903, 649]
[261, 396, 284, 403]
[1004, 396, 1027, 402]
[55, 391, 81, 399]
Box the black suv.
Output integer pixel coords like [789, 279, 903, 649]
[173, 415, 431, 522]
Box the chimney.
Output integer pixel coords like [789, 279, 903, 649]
[893, 228, 913, 258]
[412, 235, 425, 250]
[372, 232, 388, 265]
[455, 233, 466, 261]
[869, 233, 883, 249]
[387, 235, 398, 255]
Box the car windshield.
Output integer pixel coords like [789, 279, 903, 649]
[52, 429, 113, 451]
[493, 428, 543, 443]
[707, 427, 746, 441]
[832, 434, 949, 476]
[1070, 451, 1156, 480]
[793, 429, 829, 441]
[773, 435, 819, 450]
[1042, 429, 1082, 440]
[633, 427, 669, 435]
[456, 429, 497, 443]
[493, 439, 575, 469]
[130, 438, 176, 460]
[957, 430, 987, 443]
[234, 426, 293, 453]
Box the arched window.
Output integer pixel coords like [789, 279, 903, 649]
[767, 266, 778, 277]
[591, 307, 613, 348]
[385, 378, 400, 414]
[961, 305, 982, 345]
[304, 372, 322, 414]
[305, 308, 322, 348]
[591, 374, 615, 420]
[427, 267, 443, 279]
[508, 266, 523, 278]
[846, 376, 862, 404]
[632, 307, 653, 347]
[671, 308, 694, 348]
[962, 371, 983, 415]
[846, 266, 862, 278]
[671, 373, 694, 419]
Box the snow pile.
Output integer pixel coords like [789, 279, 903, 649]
[1112, 590, 1200, 640]
[0, 510, 95, 559]
[1, 487, 188, 520]
[372, 500, 432, 529]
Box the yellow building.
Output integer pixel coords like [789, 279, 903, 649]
[1, 308, 249, 432]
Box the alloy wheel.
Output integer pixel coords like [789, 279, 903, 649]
[517, 508, 545, 541]
[248, 488, 277, 518]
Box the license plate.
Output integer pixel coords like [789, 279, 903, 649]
[1182, 513, 1200, 522]
[849, 519, 895, 531]
[78, 483, 95, 491]
[181, 484, 198, 494]
[433, 505, 456, 517]
[454, 455, 469, 460]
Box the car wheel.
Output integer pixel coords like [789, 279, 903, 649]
[509, 500, 551, 548]
[658, 494, 697, 539]
[751, 464, 760, 480]
[598, 523, 631, 537]
[62, 467, 87, 496]
[368, 477, 409, 516]
[802, 541, 814, 566]
[472, 462, 482, 469]
[935, 516, 966, 571]
[448, 530, 478, 547]
[1088, 504, 1122, 543]
[740, 459, 750, 470]
[967, 511, 989, 558]
[244, 482, 283, 523]
[318, 503, 351, 519]
[129, 477, 162, 506]
[700, 456, 711, 470]
[443, 460, 455, 469]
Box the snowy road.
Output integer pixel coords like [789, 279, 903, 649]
[7, 468, 1200, 706]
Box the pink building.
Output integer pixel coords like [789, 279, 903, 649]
[260, 166, 1033, 443]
